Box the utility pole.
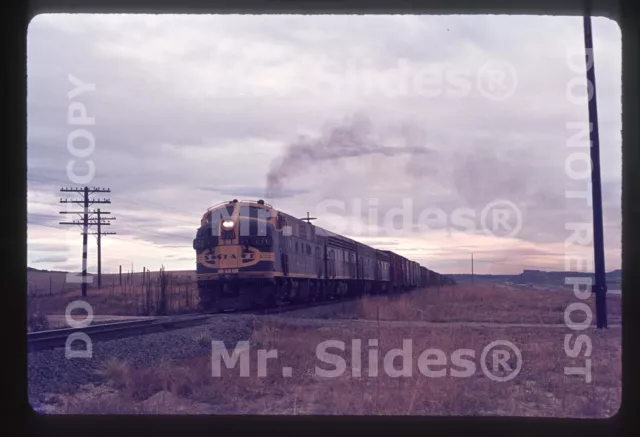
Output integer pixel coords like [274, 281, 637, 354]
[300, 212, 317, 223]
[88, 208, 116, 289]
[471, 253, 474, 285]
[583, 4, 607, 328]
[59, 186, 112, 297]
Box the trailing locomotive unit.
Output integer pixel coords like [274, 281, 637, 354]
[193, 199, 454, 312]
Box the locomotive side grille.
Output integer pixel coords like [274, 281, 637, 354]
[327, 236, 357, 251]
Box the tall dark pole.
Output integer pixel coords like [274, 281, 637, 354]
[97, 208, 102, 289]
[471, 253, 474, 285]
[81, 186, 89, 297]
[583, 9, 607, 328]
[89, 210, 116, 290]
[59, 186, 112, 297]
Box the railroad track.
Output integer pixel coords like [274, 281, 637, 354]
[28, 292, 406, 352]
[27, 314, 212, 353]
[217, 293, 368, 316]
[26, 300, 343, 352]
[243, 286, 431, 316]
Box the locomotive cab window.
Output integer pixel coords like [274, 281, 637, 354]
[239, 205, 262, 218]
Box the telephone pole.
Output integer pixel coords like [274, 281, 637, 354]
[471, 253, 474, 285]
[583, 4, 607, 328]
[59, 186, 112, 297]
[88, 208, 116, 288]
[300, 212, 317, 223]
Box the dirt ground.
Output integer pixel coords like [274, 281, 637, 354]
[31, 285, 622, 418]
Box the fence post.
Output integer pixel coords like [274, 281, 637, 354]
[145, 268, 151, 316]
[159, 265, 167, 315]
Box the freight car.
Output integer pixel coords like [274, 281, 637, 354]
[193, 200, 453, 312]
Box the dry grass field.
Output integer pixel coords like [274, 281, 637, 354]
[26, 269, 199, 331]
[345, 284, 623, 325]
[33, 284, 622, 417]
[26, 268, 197, 297]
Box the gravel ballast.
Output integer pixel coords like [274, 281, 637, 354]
[27, 314, 258, 405]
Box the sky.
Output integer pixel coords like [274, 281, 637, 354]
[26, 13, 622, 275]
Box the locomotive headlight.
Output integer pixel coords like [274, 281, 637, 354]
[222, 220, 234, 230]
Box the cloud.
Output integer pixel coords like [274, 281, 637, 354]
[28, 243, 69, 252]
[34, 255, 69, 263]
[26, 14, 622, 274]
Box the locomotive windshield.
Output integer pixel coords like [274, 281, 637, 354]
[239, 205, 261, 218]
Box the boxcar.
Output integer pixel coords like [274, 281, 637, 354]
[401, 256, 409, 290]
[355, 241, 377, 295]
[382, 250, 403, 292]
[419, 266, 427, 288]
[375, 249, 391, 293]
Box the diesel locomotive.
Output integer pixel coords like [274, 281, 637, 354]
[193, 199, 455, 312]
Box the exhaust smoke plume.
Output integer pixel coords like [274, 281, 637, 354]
[265, 114, 431, 198]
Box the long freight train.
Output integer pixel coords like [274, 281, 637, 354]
[193, 199, 455, 311]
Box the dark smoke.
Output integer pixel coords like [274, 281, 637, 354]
[265, 114, 431, 198]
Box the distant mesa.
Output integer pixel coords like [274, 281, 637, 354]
[27, 266, 73, 274]
[449, 268, 622, 288]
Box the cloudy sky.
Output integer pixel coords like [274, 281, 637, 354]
[26, 14, 622, 275]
